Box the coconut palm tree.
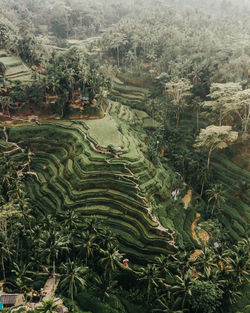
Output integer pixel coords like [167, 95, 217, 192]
[153, 295, 189, 313]
[171, 271, 193, 310]
[99, 242, 123, 279]
[77, 230, 98, 266]
[0, 62, 7, 87]
[109, 32, 128, 67]
[11, 262, 32, 292]
[60, 261, 88, 309]
[84, 218, 102, 235]
[197, 163, 211, 197]
[223, 239, 250, 285]
[37, 229, 69, 276]
[98, 228, 118, 250]
[138, 263, 162, 303]
[93, 273, 118, 302]
[205, 184, 226, 216]
[0, 96, 15, 117]
[60, 209, 81, 232]
[154, 254, 173, 278]
[193, 247, 217, 279]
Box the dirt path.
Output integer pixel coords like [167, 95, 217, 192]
[190, 249, 203, 260]
[191, 213, 201, 244]
[42, 277, 60, 300]
[191, 213, 209, 246]
[182, 189, 192, 209]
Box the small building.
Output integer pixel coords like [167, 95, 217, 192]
[0, 294, 25, 307]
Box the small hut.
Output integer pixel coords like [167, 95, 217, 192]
[0, 294, 25, 307]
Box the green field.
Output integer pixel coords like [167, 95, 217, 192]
[0, 49, 33, 85]
[1, 114, 180, 263]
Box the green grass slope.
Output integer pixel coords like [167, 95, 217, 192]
[0, 49, 33, 85]
[1, 116, 177, 263]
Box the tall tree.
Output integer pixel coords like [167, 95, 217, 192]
[99, 243, 123, 280]
[37, 229, 69, 275]
[202, 83, 242, 126]
[0, 62, 7, 87]
[165, 79, 192, 127]
[194, 125, 238, 169]
[205, 183, 226, 216]
[224, 88, 250, 133]
[60, 261, 88, 308]
[138, 263, 161, 303]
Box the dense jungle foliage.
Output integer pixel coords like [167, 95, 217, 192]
[0, 1, 249, 313]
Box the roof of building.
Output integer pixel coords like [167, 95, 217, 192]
[0, 294, 24, 305]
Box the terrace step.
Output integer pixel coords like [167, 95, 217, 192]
[4, 122, 177, 262]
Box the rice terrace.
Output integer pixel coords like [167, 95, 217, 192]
[0, 1, 249, 313]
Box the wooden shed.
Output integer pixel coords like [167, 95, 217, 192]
[0, 294, 25, 307]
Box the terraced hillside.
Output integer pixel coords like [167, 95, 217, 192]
[109, 78, 150, 111]
[212, 154, 250, 240]
[0, 49, 33, 85]
[171, 112, 250, 243]
[1, 112, 178, 263]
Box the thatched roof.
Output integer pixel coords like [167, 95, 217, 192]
[0, 294, 25, 306]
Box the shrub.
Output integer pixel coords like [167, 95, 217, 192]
[188, 280, 223, 313]
[76, 291, 119, 313]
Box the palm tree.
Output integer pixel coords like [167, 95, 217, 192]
[60, 261, 88, 309]
[93, 273, 118, 302]
[84, 218, 102, 235]
[77, 230, 98, 265]
[0, 96, 15, 117]
[99, 243, 123, 279]
[191, 96, 201, 131]
[60, 209, 81, 232]
[171, 271, 193, 310]
[194, 126, 238, 170]
[95, 87, 108, 113]
[109, 32, 128, 67]
[153, 295, 189, 313]
[37, 229, 69, 276]
[205, 184, 226, 216]
[193, 247, 217, 279]
[154, 254, 173, 278]
[197, 163, 211, 197]
[11, 262, 32, 292]
[138, 263, 162, 303]
[223, 239, 250, 285]
[0, 62, 7, 87]
[0, 243, 10, 281]
[98, 228, 118, 250]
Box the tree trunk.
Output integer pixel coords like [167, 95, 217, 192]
[176, 111, 179, 127]
[53, 258, 55, 290]
[2, 74, 5, 88]
[147, 280, 151, 303]
[117, 46, 120, 67]
[200, 181, 205, 197]
[1, 254, 6, 281]
[196, 108, 199, 130]
[207, 148, 213, 170]
[71, 286, 74, 312]
[211, 203, 216, 216]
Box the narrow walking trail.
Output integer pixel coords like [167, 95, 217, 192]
[42, 277, 60, 300]
[191, 213, 209, 245]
